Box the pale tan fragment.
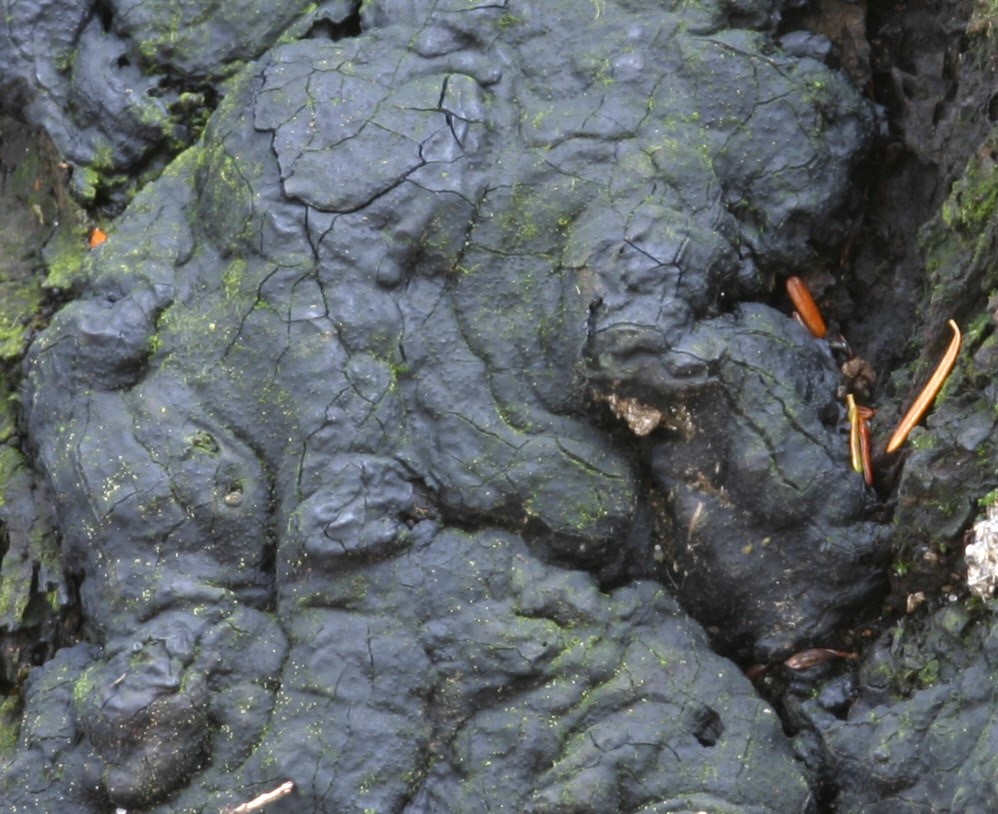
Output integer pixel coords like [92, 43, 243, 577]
[222, 781, 295, 814]
[905, 591, 926, 614]
[966, 504, 998, 599]
[605, 392, 663, 436]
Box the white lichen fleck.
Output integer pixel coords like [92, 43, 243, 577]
[966, 504, 998, 599]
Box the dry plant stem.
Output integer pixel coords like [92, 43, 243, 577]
[846, 394, 863, 473]
[886, 319, 962, 453]
[221, 781, 295, 814]
[786, 276, 828, 338]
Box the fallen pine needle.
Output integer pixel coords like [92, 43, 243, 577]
[221, 781, 294, 814]
[886, 319, 962, 453]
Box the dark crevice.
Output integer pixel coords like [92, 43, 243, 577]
[306, 15, 363, 41]
[93, 0, 114, 34]
[305, 2, 363, 41]
[762, 3, 986, 810]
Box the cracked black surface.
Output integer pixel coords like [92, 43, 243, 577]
[6, 0, 998, 812]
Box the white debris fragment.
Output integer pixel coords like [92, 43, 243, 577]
[906, 591, 926, 614]
[221, 781, 295, 814]
[966, 504, 998, 599]
[604, 392, 662, 436]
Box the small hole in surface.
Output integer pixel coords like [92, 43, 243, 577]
[690, 706, 723, 747]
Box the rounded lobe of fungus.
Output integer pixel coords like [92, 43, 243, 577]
[786, 275, 827, 338]
[886, 319, 962, 454]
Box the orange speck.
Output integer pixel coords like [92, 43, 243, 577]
[88, 227, 108, 248]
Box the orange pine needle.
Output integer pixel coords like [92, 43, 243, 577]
[886, 319, 962, 454]
[88, 227, 108, 248]
[856, 405, 875, 420]
[859, 418, 874, 486]
[786, 276, 827, 338]
[846, 396, 875, 485]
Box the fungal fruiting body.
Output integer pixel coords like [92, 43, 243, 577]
[786, 276, 827, 338]
[886, 319, 962, 454]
